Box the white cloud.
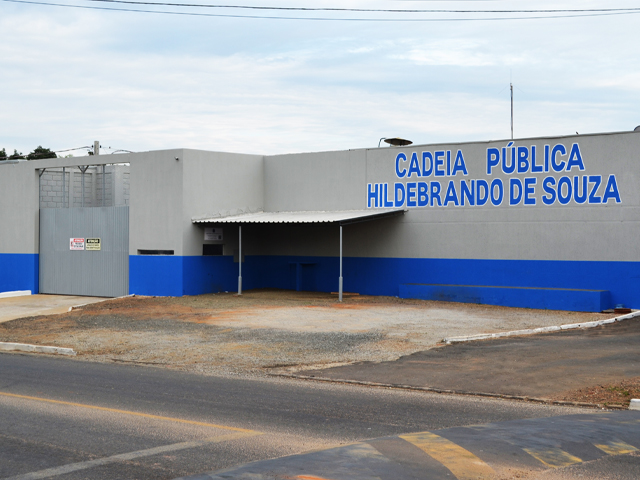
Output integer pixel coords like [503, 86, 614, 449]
[390, 39, 526, 67]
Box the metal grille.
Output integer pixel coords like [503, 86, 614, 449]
[39, 206, 129, 297]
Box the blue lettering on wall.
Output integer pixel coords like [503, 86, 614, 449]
[430, 181, 442, 206]
[367, 183, 378, 208]
[452, 150, 469, 176]
[509, 178, 523, 206]
[384, 183, 394, 207]
[566, 143, 585, 171]
[444, 181, 459, 206]
[369, 144, 621, 209]
[551, 144, 567, 172]
[531, 146, 543, 173]
[487, 148, 500, 175]
[477, 179, 489, 206]
[406, 182, 417, 207]
[557, 176, 572, 205]
[490, 178, 504, 206]
[574, 176, 587, 204]
[602, 175, 622, 203]
[460, 180, 475, 206]
[418, 181, 429, 207]
[517, 146, 529, 174]
[395, 153, 407, 178]
[408, 152, 421, 178]
[422, 152, 434, 177]
[542, 176, 556, 205]
[394, 183, 406, 207]
[544, 145, 550, 173]
[502, 142, 516, 175]
[588, 176, 602, 204]
[434, 151, 445, 177]
[524, 177, 536, 205]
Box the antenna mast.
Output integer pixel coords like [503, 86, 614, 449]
[510, 83, 514, 140]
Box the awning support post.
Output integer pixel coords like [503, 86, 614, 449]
[339, 225, 343, 302]
[238, 225, 242, 295]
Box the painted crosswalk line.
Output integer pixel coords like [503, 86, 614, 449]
[399, 431, 495, 479]
[523, 447, 583, 468]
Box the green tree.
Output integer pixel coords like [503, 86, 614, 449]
[8, 149, 23, 160]
[0, 148, 6, 161]
[27, 146, 57, 160]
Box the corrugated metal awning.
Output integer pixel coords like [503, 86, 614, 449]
[192, 208, 407, 225]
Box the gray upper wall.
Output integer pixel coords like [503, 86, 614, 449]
[261, 131, 640, 262]
[128, 149, 185, 255]
[127, 148, 264, 256]
[181, 149, 263, 257]
[0, 161, 39, 254]
[264, 149, 366, 212]
[1, 130, 639, 262]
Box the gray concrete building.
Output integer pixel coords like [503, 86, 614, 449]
[1, 129, 638, 311]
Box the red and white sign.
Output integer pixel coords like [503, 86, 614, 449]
[70, 238, 85, 250]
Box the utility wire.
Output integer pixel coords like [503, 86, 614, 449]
[74, 1, 640, 14]
[4, 0, 640, 20]
[55, 146, 92, 153]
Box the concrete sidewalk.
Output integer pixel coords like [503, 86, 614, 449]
[289, 318, 640, 406]
[0, 294, 108, 323]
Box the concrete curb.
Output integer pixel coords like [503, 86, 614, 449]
[270, 373, 626, 410]
[0, 290, 31, 299]
[67, 294, 135, 312]
[443, 309, 640, 345]
[0, 342, 76, 356]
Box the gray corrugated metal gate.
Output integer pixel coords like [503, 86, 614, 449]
[39, 207, 129, 297]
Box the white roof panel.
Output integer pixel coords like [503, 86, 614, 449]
[192, 208, 406, 225]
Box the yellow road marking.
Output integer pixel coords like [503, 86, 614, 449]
[616, 419, 640, 425]
[0, 391, 258, 433]
[523, 447, 582, 468]
[400, 431, 494, 480]
[595, 440, 638, 456]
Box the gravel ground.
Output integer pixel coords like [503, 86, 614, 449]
[0, 289, 616, 377]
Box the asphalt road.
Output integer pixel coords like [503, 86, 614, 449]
[0, 353, 590, 480]
[182, 411, 640, 480]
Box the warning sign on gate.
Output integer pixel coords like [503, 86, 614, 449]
[70, 238, 85, 250]
[86, 238, 101, 251]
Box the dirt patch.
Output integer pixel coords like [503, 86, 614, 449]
[553, 377, 640, 408]
[0, 289, 618, 380]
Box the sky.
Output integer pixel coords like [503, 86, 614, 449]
[1, 0, 639, 157]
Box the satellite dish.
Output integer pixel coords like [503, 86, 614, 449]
[384, 137, 413, 147]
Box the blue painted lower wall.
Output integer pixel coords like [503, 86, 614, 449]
[128, 254, 640, 311]
[399, 283, 611, 312]
[130, 255, 184, 297]
[0, 254, 39, 294]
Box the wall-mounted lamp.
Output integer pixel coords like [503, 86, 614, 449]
[379, 137, 413, 147]
[175, 157, 180, 161]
